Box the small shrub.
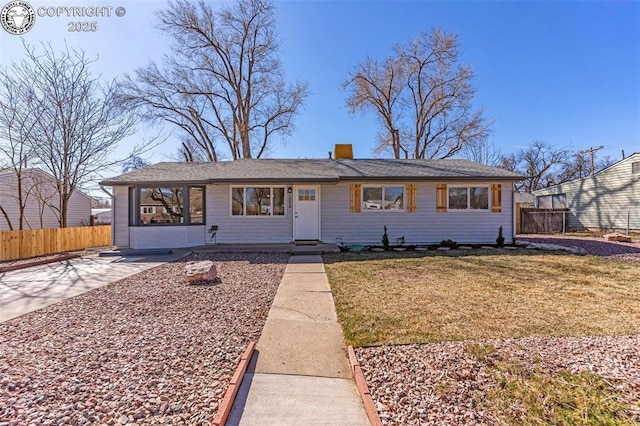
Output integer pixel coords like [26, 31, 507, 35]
[496, 226, 505, 247]
[440, 239, 457, 248]
[382, 225, 390, 251]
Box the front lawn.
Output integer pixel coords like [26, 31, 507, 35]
[324, 250, 640, 346]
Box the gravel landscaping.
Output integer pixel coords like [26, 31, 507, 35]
[357, 335, 640, 425]
[519, 234, 640, 262]
[0, 252, 288, 425]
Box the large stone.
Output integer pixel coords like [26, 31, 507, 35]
[603, 233, 633, 243]
[185, 260, 217, 283]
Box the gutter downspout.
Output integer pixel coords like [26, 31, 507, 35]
[100, 185, 115, 248]
[512, 183, 517, 243]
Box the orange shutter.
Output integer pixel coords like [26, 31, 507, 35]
[436, 184, 447, 212]
[492, 184, 502, 212]
[406, 184, 417, 213]
[350, 183, 361, 213]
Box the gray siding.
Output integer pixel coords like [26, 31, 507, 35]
[112, 179, 515, 248]
[130, 225, 205, 249]
[534, 154, 640, 230]
[67, 191, 92, 227]
[113, 186, 130, 247]
[321, 181, 514, 245]
[0, 170, 91, 231]
[205, 184, 294, 244]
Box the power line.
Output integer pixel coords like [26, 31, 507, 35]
[579, 145, 604, 175]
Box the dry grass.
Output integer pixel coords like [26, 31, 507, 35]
[487, 360, 637, 425]
[324, 250, 640, 346]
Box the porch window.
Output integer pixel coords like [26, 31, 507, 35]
[448, 186, 490, 210]
[189, 187, 204, 224]
[133, 186, 205, 226]
[231, 187, 285, 216]
[537, 194, 566, 209]
[362, 186, 404, 211]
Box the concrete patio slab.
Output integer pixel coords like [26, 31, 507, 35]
[0, 250, 189, 323]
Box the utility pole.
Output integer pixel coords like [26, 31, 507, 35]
[580, 145, 604, 175]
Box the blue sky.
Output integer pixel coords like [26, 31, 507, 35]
[1, 0, 638, 182]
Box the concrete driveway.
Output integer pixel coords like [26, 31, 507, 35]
[0, 251, 187, 323]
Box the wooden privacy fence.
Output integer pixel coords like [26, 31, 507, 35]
[0, 226, 111, 261]
[519, 208, 569, 234]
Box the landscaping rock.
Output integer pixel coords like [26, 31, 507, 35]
[185, 260, 217, 283]
[481, 246, 495, 250]
[458, 246, 472, 250]
[436, 247, 450, 251]
[356, 334, 640, 426]
[604, 233, 633, 243]
[0, 253, 288, 424]
[393, 248, 407, 252]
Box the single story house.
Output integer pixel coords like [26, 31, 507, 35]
[533, 152, 640, 231]
[0, 168, 93, 231]
[100, 156, 523, 249]
[91, 208, 112, 225]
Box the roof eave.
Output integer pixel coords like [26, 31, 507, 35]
[100, 177, 342, 186]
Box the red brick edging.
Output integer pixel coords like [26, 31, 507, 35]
[210, 341, 255, 426]
[348, 345, 383, 426]
[0, 253, 81, 273]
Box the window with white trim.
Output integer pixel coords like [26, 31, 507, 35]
[231, 187, 285, 216]
[448, 186, 489, 210]
[362, 186, 404, 211]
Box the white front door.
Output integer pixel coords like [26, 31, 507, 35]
[294, 185, 320, 240]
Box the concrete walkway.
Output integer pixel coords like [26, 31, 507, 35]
[227, 255, 369, 425]
[0, 250, 187, 323]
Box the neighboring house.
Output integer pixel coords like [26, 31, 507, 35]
[0, 168, 93, 231]
[92, 208, 112, 225]
[533, 153, 640, 231]
[514, 192, 535, 208]
[100, 155, 523, 249]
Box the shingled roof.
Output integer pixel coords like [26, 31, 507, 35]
[100, 158, 522, 186]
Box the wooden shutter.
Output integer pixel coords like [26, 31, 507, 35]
[406, 184, 417, 213]
[436, 184, 447, 212]
[350, 183, 361, 213]
[492, 184, 502, 212]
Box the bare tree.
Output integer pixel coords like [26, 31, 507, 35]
[7, 41, 140, 227]
[26, 170, 58, 229]
[458, 139, 503, 167]
[558, 152, 617, 182]
[345, 56, 406, 159]
[0, 66, 41, 230]
[118, 0, 308, 161]
[345, 28, 491, 159]
[501, 140, 570, 193]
